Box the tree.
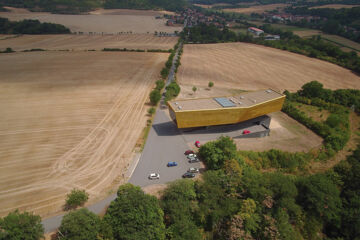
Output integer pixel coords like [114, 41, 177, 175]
[104, 184, 165, 240]
[58, 208, 113, 240]
[199, 136, 237, 170]
[0, 210, 44, 240]
[65, 189, 89, 210]
[149, 89, 161, 105]
[299, 81, 324, 98]
[192, 86, 197, 94]
[148, 107, 156, 115]
[155, 80, 165, 91]
[161, 180, 201, 240]
[296, 174, 342, 225]
[208, 81, 214, 89]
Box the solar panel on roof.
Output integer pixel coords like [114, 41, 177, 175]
[214, 97, 236, 108]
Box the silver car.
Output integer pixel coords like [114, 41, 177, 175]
[148, 173, 160, 180]
[188, 167, 199, 173]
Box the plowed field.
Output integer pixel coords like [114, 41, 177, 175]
[0, 34, 177, 51]
[0, 51, 167, 217]
[178, 43, 360, 92]
[0, 8, 182, 34]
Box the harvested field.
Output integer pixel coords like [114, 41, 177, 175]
[0, 8, 182, 34]
[235, 111, 323, 152]
[310, 4, 360, 9]
[0, 34, 178, 51]
[223, 4, 288, 14]
[178, 43, 360, 92]
[0, 51, 168, 217]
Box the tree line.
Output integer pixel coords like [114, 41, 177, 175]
[0, 17, 70, 34]
[285, 6, 360, 43]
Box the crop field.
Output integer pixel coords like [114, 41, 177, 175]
[177, 43, 360, 92]
[0, 34, 178, 51]
[223, 4, 288, 14]
[0, 51, 167, 217]
[0, 8, 182, 34]
[310, 4, 360, 9]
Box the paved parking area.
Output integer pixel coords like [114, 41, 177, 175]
[129, 109, 201, 187]
[129, 110, 270, 187]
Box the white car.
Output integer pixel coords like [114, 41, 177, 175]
[148, 173, 160, 180]
[187, 153, 197, 159]
[188, 167, 199, 173]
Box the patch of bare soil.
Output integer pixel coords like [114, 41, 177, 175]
[234, 111, 323, 152]
[142, 184, 167, 199]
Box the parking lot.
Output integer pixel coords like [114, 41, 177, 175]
[129, 109, 202, 187]
[129, 109, 270, 187]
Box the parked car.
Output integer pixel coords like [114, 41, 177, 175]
[195, 140, 201, 148]
[186, 153, 197, 159]
[243, 130, 251, 134]
[188, 167, 199, 173]
[184, 150, 194, 155]
[182, 172, 195, 178]
[148, 173, 160, 180]
[188, 158, 200, 163]
[167, 161, 178, 167]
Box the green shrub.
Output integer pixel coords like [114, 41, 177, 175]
[150, 90, 161, 105]
[65, 189, 89, 210]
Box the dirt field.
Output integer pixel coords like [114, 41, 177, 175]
[310, 4, 360, 9]
[0, 34, 178, 51]
[235, 111, 323, 152]
[223, 4, 288, 14]
[177, 43, 360, 92]
[0, 51, 167, 217]
[0, 7, 182, 34]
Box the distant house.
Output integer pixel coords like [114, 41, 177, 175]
[265, 35, 280, 41]
[248, 27, 264, 36]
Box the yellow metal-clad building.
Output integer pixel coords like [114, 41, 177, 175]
[168, 89, 285, 129]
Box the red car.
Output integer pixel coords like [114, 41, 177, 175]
[243, 130, 251, 135]
[195, 141, 201, 148]
[184, 150, 194, 155]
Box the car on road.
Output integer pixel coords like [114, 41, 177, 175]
[167, 161, 178, 167]
[186, 153, 197, 159]
[148, 173, 160, 180]
[243, 130, 251, 134]
[195, 140, 201, 148]
[182, 172, 195, 178]
[188, 167, 199, 173]
[184, 150, 194, 155]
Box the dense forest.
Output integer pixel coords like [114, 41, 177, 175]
[0, 17, 70, 34]
[286, 6, 360, 43]
[184, 24, 360, 73]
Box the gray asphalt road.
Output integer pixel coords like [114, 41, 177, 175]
[129, 109, 201, 186]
